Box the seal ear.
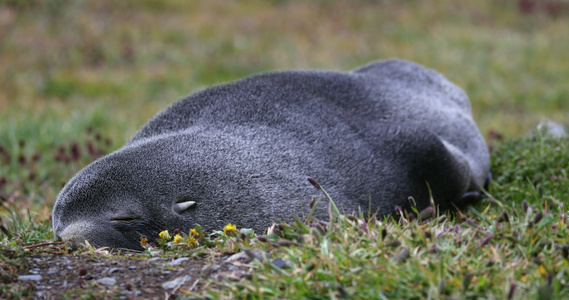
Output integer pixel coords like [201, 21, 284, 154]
[173, 198, 196, 214]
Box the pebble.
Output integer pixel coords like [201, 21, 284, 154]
[531, 119, 568, 138]
[161, 275, 192, 290]
[271, 258, 287, 269]
[205, 265, 220, 272]
[272, 257, 294, 269]
[18, 275, 42, 281]
[96, 277, 117, 286]
[108, 267, 121, 274]
[170, 257, 189, 266]
[225, 252, 249, 263]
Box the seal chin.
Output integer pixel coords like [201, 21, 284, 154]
[56, 220, 146, 251]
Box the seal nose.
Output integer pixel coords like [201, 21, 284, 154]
[57, 220, 93, 243]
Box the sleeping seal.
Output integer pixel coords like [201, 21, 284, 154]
[52, 59, 490, 250]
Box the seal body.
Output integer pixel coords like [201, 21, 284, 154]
[52, 59, 490, 250]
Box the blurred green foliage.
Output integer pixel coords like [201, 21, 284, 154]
[1, 0, 568, 142]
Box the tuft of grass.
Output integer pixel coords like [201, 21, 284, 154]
[0, 123, 116, 221]
[491, 135, 569, 206]
[202, 213, 553, 299]
[0, 209, 58, 299]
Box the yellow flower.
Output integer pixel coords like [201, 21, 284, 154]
[187, 236, 198, 246]
[173, 234, 184, 243]
[159, 230, 171, 241]
[140, 237, 148, 247]
[223, 223, 237, 235]
[537, 265, 547, 277]
[190, 228, 200, 236]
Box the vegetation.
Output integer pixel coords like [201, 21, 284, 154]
[1, 0, 568, 298]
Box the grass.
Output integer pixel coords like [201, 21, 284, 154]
[1, 0, 569, 298]
[2, 136, 568, 299]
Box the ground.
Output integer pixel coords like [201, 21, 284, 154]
[18, 248, 258, 299]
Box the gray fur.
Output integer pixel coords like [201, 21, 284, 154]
[52, 59, 490, 250]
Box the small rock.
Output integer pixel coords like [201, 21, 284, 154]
[18, 275, 42, 281]
[96, 277, 117, 286]
[530, 119, 568, 138]
[243, 249, 266, 262]
[128, 266, 137, 270]
[161, 275, 192, 290]
[272, 258, 286, 268]
[226, 264, 242, 271]
[218, 271, 251, 281]
[108, 267, 120, 274]
[202, 265, 220, 272]
[271, 258, 293, 269]
[225, 252, 250, 263]
[148, 257, 162, 262]
[170, 257, 189, 266]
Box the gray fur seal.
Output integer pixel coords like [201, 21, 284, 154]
[52, 59, 490, 250]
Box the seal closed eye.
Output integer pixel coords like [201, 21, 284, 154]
[110, 216, 140, 224]
[52, 59, 491, 250]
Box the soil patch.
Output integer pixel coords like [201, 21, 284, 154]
[16, 250, 257, 299]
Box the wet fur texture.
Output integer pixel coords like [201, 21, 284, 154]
[52, 59, 490, 250]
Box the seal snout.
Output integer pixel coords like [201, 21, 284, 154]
[55, 218, 146, 251]
[55, 220, 95, 244]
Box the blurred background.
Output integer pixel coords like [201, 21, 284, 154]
[0, 0, 568, 217]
